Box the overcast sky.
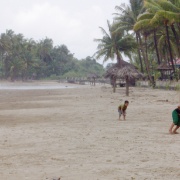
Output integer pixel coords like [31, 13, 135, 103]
[0, 0, 128, 65]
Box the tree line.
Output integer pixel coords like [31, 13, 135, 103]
[94, 0, 180, 82]
[0, 30, 104, 81]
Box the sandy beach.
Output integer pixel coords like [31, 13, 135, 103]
[0, 81, 180, 180]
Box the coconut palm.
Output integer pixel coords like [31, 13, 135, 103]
[94, 21, 136, 66]
[134, 12, 163, 82]
[143, 0, 180, 72]
[0, 30, 25, 79]
[37, 38, 53, 64]
[94, 20, 137, 92]
[113, 0, 145, 73]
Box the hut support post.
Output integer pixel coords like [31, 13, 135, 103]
[125, 76, 129, 96]
[113, 76, 116, 93]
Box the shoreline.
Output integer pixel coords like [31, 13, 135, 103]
[0, 80, 83, 90]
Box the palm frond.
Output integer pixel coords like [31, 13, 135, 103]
[156, 10, 180, 23]
[150, 13, 163, 27]
[98, 27, 110, 38]
[134, 19, 151, 31]
[115, 4, 127, 13]
[157, 0, 180, 13]
[137, 12, 154, 21]
[144, 0, 162, 13]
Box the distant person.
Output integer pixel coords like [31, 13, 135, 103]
[118, 101, 129, 120]
[169, 104, 180, 134]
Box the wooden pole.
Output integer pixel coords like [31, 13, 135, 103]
[126, 76, 129, 96]
[113, 76, 116, 93]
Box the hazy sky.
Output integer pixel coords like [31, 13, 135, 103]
[0, 0, 128, 64]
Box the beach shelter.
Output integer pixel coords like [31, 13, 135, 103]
[116, 65, 144, 96]
[158, 59, 180, 79]
[157, 63, 173, 71]
[104, 63, 123, 92]
[104, 61, 140, 93]
[157, 63, 173, 79]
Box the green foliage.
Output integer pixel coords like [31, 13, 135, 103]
[62, 56, 105, 78]
[94, 21, 137, 65]
[132, 0, 180, 77]
[0, 30, 105, 80]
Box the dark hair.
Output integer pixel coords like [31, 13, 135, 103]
[124, 100, 129, 104]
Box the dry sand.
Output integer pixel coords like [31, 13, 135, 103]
[0, 81, 180, 180]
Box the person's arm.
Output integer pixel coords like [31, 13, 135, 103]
[121, 105, 126, 114]
[175, 109, 180, 116]
[122, 106, 126, 115]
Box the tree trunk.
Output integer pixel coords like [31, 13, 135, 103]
[153, 29, 163, 79]
[165, 22, 175, 73]
[164, 39, 170, 65]
[114, 49, 120, 93]
[177, 23, 180, 34]
[145, 36, 156, 87]
[116, 48, 122, 67]
[113, 76, 116, 93]
[138, 33, 152, 83]
[125, 76, 129, 96]
[136, 33, 144, 73]
[93, 77, 95, 86]
[171, 24, 180, 56]
[153, 30, 161, 65]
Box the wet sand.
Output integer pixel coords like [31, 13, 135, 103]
[0, 81, 179, 180]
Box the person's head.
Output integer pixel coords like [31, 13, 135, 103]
[178, 104, 180, 110]
[124, 100, 129, 106]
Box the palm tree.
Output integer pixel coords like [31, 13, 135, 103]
[143, 0, 180, 73]
[134, 12, 161, 63]
[133, 0, 180, 82]
[133, 12, 162, 81]
[133, 15, 155, 83]
[37, 38, 53, 64]
[94, 20, 137, 92]
[94, 21, 137, 65]
[113, 0, 145, 73]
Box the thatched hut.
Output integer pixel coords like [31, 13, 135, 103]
[116, 65, 144, 96]
[157, 63, 173, 80]
[157, 63, 173, 71]
[104, 61, 139, 93]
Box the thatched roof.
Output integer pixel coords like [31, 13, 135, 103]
[104, 64, 120, 78]
[116, 65, 144, 79]
[157, 63, 173, 71]
[158, 59, 180, 70]
[104, 61, 140, 79]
